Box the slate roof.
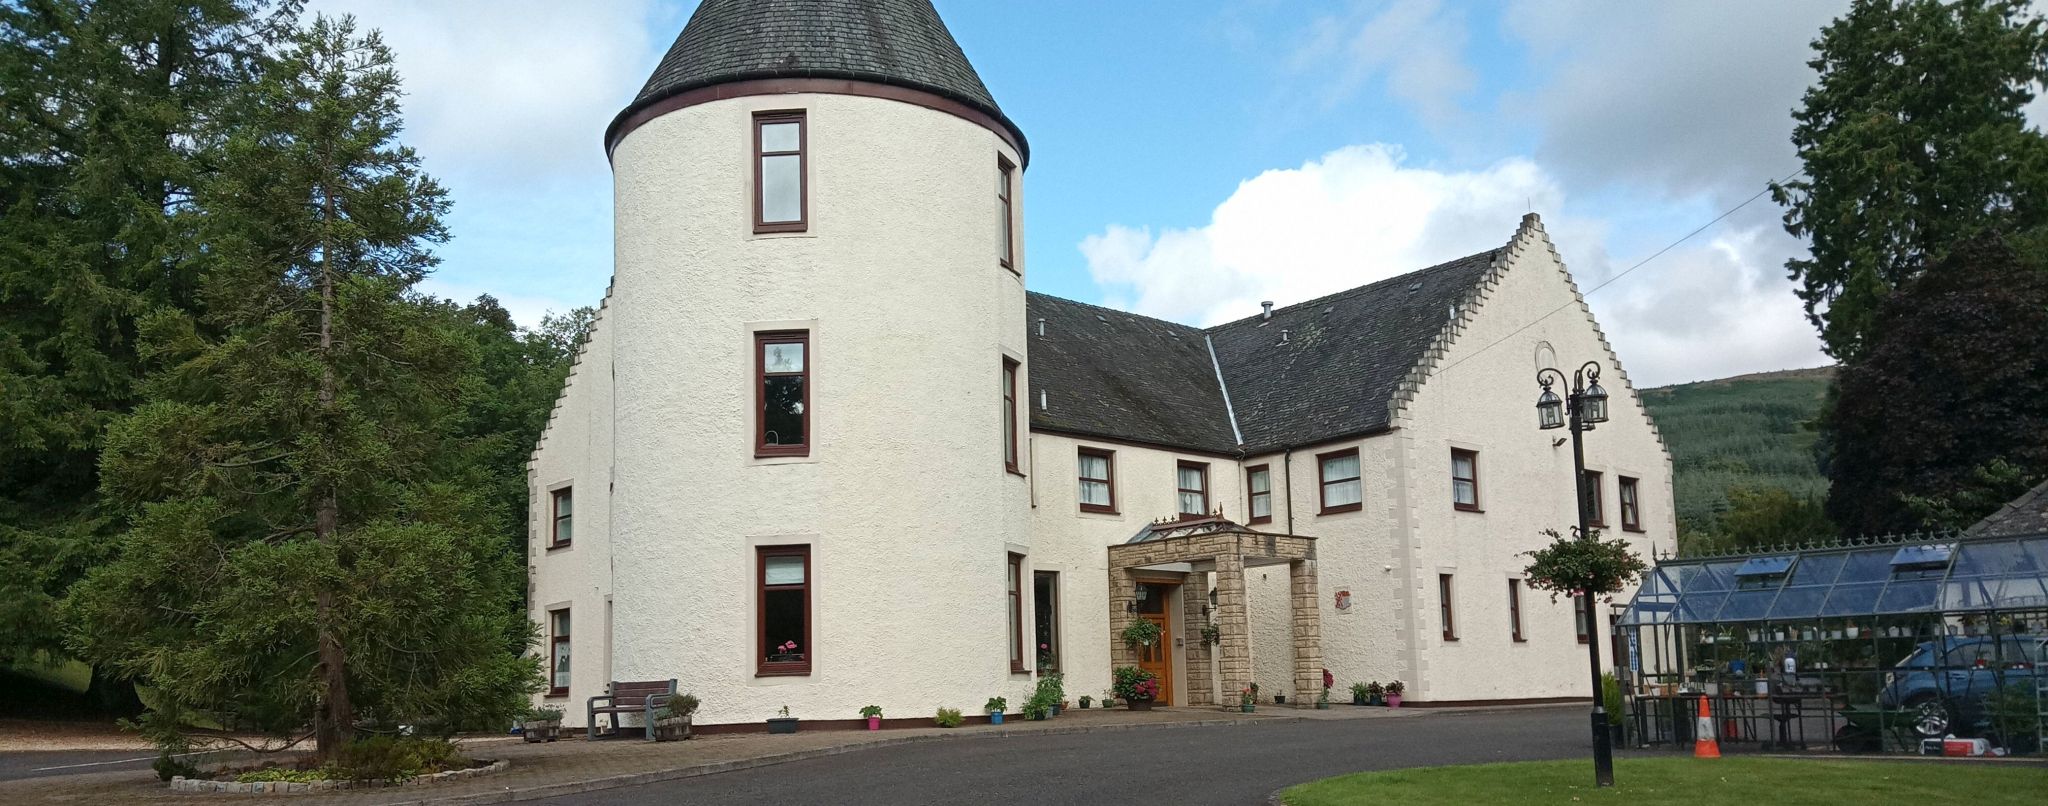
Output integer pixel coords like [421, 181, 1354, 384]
[1209, 250, 1498, 453]
[615, 0, 1025, 160]
[1026, 293, 1238, 454]
[1027, 249, 1500, 456]
[1965, 479, 2048, 538]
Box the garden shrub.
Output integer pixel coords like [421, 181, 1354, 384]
[934, 707, 964, 728]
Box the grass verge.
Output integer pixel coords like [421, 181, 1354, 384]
[1281, 757, 2048, 806]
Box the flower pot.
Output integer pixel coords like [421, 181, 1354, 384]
[1352, 695, 1366, 706]
[866, 716, 880, 731]
[1127, 697, 1155, 711]
[1240, 704, 1255, 713]
[1315, 700, 1330, 710]
[766, 717, 799, 735]
[1051, 703, 1063, 717]
[520, 720, 562, 743]
[1846, 626, 1860, 639]
[1371, 696, 1384, 706]
[989, 712, 1004, 725]
[1386, 694, 1402, 708]
[654, 716, 693, 742]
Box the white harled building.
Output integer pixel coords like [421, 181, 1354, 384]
[529, 0, 1676, 729]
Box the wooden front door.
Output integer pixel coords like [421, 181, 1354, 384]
[1135, 582, 1175, 705]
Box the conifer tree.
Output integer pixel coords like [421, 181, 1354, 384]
[64, 15, 537, 758]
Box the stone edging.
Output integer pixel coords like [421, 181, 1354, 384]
[169, 759, 510, 794]
[408, 716, 1308, 806]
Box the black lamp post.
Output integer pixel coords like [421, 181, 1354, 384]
[1536, 361, 1615, 788]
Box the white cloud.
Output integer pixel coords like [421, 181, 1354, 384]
[1077, 144, 1827, 387]
[307, 0, 667, 184]
[1287, 0, 1476, 125]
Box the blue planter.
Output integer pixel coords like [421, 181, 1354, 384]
[990, 712, 1004, 725]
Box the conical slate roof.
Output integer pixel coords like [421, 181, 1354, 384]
[612, 0, 1024, 160]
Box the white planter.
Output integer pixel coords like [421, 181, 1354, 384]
[521, 720, 562, 743]
[653, 716, 693, 742]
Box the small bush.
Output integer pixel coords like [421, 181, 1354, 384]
[236, 767, 334, 784]
[984, 696, 1006, 714]
[153, 753, 200, 782]
[934, 707, 964, 728]
[661, 693, 700, 720]
[333, 736, 466, 782]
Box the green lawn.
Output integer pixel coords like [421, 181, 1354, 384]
[1281, 757, 2048, 806]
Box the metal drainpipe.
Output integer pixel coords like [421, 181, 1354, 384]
[1282, 447, 1295, 535]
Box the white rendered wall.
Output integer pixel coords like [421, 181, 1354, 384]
[527, 289, 619, 719]
[1394, 218, 1677, 703]
[597, 92, 1032, 726]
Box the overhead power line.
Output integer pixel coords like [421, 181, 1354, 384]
[1436, 169, 1804, 376]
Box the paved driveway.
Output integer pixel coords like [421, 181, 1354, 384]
[535, 705, 1592, 806]
[0, 751, 159, 782]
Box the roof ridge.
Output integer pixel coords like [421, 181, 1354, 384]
[1204, 248, 1500, 334]
[1026, 290, 1210, 335]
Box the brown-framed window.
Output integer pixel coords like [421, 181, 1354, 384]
[1077, 448, 1116, 514]
[1508, 579, 1525, 642]
[1246, 464, 1272, 525]
[1618, 476, 1643, 532]
[1008, 553, 1026, 673]
[755, 331, 809, 457]
[1033, 570, 1059, 673]
[1575, 596, 1590, 644]
[1451, 449, 1480, 511]
[547, 608, 571, 696]
[1318, 449, 1362, 514]
[1438, 574, 1457, 641]
[1002, 358, 1020, 473]
[758, 545, 811, 676]
[753, 110, 806, 232]
[997, 156, 1016, 271]
[1176, 461, 1209, 518]
[1583, 470, 1605, 527]
[550, 487, 573, 547]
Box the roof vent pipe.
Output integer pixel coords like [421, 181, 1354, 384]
[1261, 301, 1274, 320]
[1039, 390, 1047, 410]
[1036, 318, 1045, 336]
[1280, 329, 1291, 344]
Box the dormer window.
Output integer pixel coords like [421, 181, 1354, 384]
[754, 111, 806, 233]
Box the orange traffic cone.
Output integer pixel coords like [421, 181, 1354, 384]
[1694, 696, 1721, 759]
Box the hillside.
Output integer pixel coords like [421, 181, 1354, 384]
[1640, 367, 1834, 538]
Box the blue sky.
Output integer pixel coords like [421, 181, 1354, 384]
[312, 0, 1855, 387]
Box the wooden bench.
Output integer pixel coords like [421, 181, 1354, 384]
[587, 679, 677, 741]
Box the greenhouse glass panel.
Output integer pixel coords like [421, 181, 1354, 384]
[1993, 576, 2048, 610]
[1766, 586, 1829, 619]
[1735, 556, 1794, 577]
[1788, 553, 1845, 586]
[1715, 588, 1781, 622]
[1820, 582, 1885, 617]
[1876, 579, 1941, 614]
[1835, 549, 1897, 584]
[1942, 577, 2003, 611]
[1951, 540, 2034, 577]
[1677, 590, 1728, 623]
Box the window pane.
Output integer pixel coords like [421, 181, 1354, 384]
[1080, 479, 1110, 506]
[759, 121, 800, 152]
[556, 517, 573, 543]
[1251, 494, 1271, 519]
[1453, 479, 1476, 506]
[555, 490, 572, 516]
[1323, 453, 1359, 480]
[553, 610, 570, 636]
[552, 634, 571, 688]
[764, 342, 805, 373]
[763, 589, 805, 660]
[1452, 453, 1473, 479]
[1078, 454, 1107, 480]
[764, 555, 806, 585]
[1324, 479, 1362, 508]
[1179, 491, 1205, 514]
[1000, 202, 1013, 260]
[763, 376, 805, 445]
[1034, 572, 1058, 671]
[1249, 469, 1269, 494]
[1178, 466, 1204, 489]
[761, 154, 802, 222]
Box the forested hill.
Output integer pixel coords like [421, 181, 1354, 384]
[1640, 367, 1834, 542]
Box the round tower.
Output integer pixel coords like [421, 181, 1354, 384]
[604, 0, 1033, 723]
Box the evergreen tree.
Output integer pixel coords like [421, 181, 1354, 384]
[1823, 234, 2048, 535]
[62, 15, 537, 758]
[0, 0, 281, 667]
[1771, 0, 2048, 361]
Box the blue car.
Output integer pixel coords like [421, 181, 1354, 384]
[1878, 635, 2043, 738]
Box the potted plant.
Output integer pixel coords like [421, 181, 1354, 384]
[1025, 690, 1054, 721]
[860, 705, 883, 731]
[1121, 619, 1162, 650]
[1316, 689, 1330, 710]
[1238, 684, 1257, 713]
[1039, 672, 1065, 716]
[1600, 673, 1626, 746]
[1078, 695, 1093, 709]
[1349, 682, 1370, 706]
[1103, 688, 1118, 709]
[985, 696, 1007, 725]
[1365, 681, 1384, 706]
[1200, 623, 1222, 646]
[934, 707, 964, 728]
[654, 694, 700, 741]
[767, 704, 799, 734]
[1113, 666, 1159, 710]
[1384, 680, 1405, 708]
[520, 705, 565, 743]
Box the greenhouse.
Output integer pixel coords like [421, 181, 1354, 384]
[1616, 532, 2048, 755]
